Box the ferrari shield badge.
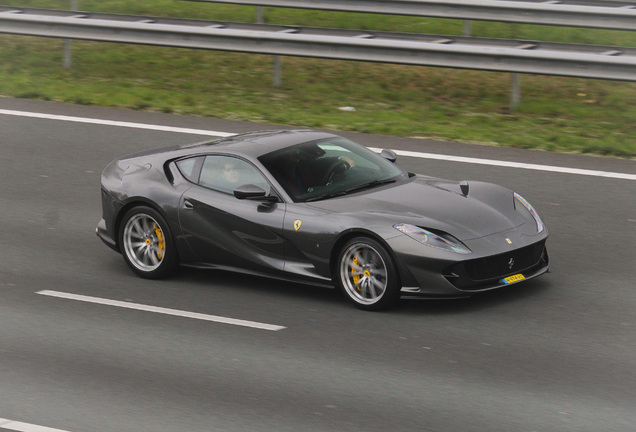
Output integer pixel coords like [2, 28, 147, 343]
[294, 220, 302, 231]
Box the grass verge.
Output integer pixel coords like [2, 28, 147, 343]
[1, 0, 635, 158]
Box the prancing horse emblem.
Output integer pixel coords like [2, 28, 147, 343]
[294, 220, 302, 231]
[508, 258, 515, 270]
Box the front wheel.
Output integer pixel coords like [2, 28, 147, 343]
[119, 206, 177, 279]
[337, 237, 401, 311]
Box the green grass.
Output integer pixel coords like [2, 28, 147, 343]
[2, 0, 636, 158]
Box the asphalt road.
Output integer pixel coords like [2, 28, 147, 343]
[1, 98, 635, 432]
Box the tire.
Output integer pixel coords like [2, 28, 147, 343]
[337, 237, 401, 311]
[119, 206, 178, 279]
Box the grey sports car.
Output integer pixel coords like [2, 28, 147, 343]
[97, 130, 549, 310]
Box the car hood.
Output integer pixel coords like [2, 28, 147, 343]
[306, 176, 528, 241]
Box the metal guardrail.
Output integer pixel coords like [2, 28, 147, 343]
[183, 0, 636, 31]
[1, 7, 635, 82]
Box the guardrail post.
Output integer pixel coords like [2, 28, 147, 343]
[463, 20, 472, 36]
[273, 55, 282, 87]
[255, 6, 283, 86]
[63, 0, 78, 68]
[256, 6, 264, 24]
[510, 73, 521, 112]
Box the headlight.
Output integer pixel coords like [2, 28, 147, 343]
[514, 193, 544, 233]
[393, 224, 472, 254]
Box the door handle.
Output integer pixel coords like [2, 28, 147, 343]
[183, 199, 194, 209]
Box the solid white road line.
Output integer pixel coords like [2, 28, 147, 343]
[0, 418, 73, 432]
[0, 109, 234, 137]
[36, 290, 286, 331]
[2, 108, 635, 181]
[368, 148, 636, 181]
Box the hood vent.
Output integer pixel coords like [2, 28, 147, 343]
[460, 181, 469, 197]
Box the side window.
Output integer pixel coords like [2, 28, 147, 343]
[176, 156, 204, 183]
[199, 155, 271, 195]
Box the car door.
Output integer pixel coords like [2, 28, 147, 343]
[177, 155, 287, 274]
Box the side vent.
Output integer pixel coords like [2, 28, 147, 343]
[163, 161, 175, 184]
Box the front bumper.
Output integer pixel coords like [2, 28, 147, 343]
[443, 241, 549, 292]
[388, 231, 549, 298]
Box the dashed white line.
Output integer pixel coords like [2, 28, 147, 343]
[36, 290, 286, 331]
[1, 108, 635, 181]
[0, 418, 73, 432]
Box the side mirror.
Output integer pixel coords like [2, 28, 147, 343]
[234, 184, 277, 202]
[380, 149, 397, 163]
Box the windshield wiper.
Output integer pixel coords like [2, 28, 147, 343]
[304, 178, 396, 202]
[304, 190, 349, 202]
[342, 178, 397, 194]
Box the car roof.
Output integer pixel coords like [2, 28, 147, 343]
[181, 129, 339, 158]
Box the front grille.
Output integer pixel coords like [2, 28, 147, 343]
[463, 241, 546, 281]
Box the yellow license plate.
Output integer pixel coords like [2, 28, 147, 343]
[503, 274, 525, 284]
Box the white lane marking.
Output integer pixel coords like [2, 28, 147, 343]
[0, 109, 233, 137]
[368, 148, 636, 181]
[36, 290, 286, 331]
[0, 418, 73, 432]
[1, 108, 634, 181]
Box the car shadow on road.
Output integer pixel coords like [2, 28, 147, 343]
[172, 266, 553, 314]
[172, 267, 344, 305]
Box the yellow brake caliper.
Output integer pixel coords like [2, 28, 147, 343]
[352, 254, 361, 291]
[154, 223, 165, 260]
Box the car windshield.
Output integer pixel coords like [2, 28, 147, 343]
[259, 137, 408, 202]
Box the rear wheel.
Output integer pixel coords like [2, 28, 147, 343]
[119, 206, 177, 279]
[337, 237, 400, 311]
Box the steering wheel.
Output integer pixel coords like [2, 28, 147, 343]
[322, 159, 351, 185]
